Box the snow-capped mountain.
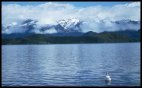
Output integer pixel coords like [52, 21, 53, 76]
[2, 18, 140, 34]
[2, 18, 83, 34]
[56, 18, 82, 33]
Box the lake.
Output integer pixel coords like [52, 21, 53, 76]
[2, 43, 140, 86]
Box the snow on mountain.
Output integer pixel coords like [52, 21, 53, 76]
[2, 18, 83, 34]
[56, 18, 82, 33]
[2, 18, 140, 34]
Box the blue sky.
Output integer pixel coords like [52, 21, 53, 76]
[2, 1, 131, 7]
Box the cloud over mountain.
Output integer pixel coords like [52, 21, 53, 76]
[2, 2, 140, 33]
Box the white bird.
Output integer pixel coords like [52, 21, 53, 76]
[105, 72, 111, 81]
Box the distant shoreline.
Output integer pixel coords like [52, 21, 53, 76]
[2, 41, 140, 45]
[2, 30, 140, 45]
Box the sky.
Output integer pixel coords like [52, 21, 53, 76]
[2, 1, 140, 33]
[2, 1, 131, 7]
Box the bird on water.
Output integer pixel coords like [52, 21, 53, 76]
[105, 72, 111, 82]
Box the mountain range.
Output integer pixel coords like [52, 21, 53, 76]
[2, 18, 83, 34]
[2, 18, 140, 34]
[2, 18, 140, 44]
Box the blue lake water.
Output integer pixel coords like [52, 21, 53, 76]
[2, 43, 140, 86]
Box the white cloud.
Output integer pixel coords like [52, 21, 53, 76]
[127, 2, 140, 7]
[2, 2, 140, 33]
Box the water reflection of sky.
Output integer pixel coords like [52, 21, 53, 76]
[2, 43, 140, 86]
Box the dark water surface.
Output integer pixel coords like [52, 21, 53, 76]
[2, 43, 140, 86]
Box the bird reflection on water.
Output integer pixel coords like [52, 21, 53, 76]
[105, 72, 111, 86]
[105, 79, 111, 86]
